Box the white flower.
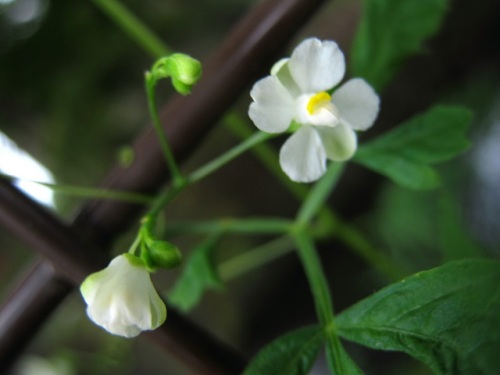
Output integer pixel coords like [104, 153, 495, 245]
[249, 38, 380, 182]
[80, 254, 166, 338]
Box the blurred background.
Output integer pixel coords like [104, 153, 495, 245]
[0, 0, 499, 374]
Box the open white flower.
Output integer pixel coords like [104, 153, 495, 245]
[249, 38, 380, 182]
[80, 254, 166, 338]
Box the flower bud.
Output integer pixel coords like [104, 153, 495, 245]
[143, 239, 182, 270]
[80, 254, 166, 338]
[151, 53, 202, 95]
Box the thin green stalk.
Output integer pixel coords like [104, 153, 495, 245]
[147, 184, 184, 218]
[90, 0, 170, 58]
[296, 163, 344, 225]
[0, 173, 154, 204]
[166, 217, 293, 236]
[187, 131, 275, 184]
[127, 233, 142, 254]
[293, 231, 334, 325]
[218, 236, 294, 281]
[145, 76, 184, 185]
[293, 230, 344, 375]
[49, 185, 153, 204]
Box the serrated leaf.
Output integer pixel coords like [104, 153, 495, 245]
[168, 235, 222, 311]
[242, 326, 324, 375]
[354, 106, 472, 190]
[336, 259, 500, 375]
[351, 0, 448, 90]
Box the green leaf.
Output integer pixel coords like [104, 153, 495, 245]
[168, 234, 222, 311]
[242, 326, 324, 375]
[354, 106, 472, 190]
[336, 259, 500, 375]
[351, 0, 448, 90]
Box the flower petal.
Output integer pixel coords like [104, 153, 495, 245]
[332, 78, 380, 131]
[249, 75, 295, 133]
[271, 58, 301, 98]
[316, 123, 357, 161]
[80, 269, 104, 305]
[288, 38, 345, 93]
[279, 126, 327, 182]
[148, 286, 167, 329]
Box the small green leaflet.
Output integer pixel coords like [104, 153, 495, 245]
[168, 234, 222, 311]
[242, 326, 324, 375]
[354, 106, 471, 190]
[336, 259, 500, 375]
[351, 0, 448, 90]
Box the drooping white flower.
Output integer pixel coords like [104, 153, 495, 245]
[249, 38, 380, 182]
[80, 254, 166, 338]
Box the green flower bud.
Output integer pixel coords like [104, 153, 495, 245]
[139, 216, 182, 270]
[146, 239, 182, 269]
[150, 53, 202, 95]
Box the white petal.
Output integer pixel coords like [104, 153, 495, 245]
[271, 58, 289, 76]
[332, 78, 380, 131]
[249, 75, 295, 133]
[271, 58, 301, 98]
[288, 38, 345, 93]
[279, 126, 327, 182]
[147, 286, 167, 329]
[316, 123, 357, 161]
[80, 270, 103, 305]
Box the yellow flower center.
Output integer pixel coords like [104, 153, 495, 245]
[306, 91, 332, 115]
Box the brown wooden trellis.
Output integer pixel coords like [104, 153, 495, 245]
[0, 0, 329, 373]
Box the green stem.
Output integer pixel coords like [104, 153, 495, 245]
[293, 231, 334, 330]
[0, 173, 154, 204]
[296, 163, 344, 225]
[293, 230, 344, 375]
[187, 131, 275, 184]
[147, 183, 184, 218]
[127, 233, 142, 255]
[166, 217, 293, 236]
[218, 236, 294, 281]
[145, 75, 184, 185]
[90, 0, 170, 58]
